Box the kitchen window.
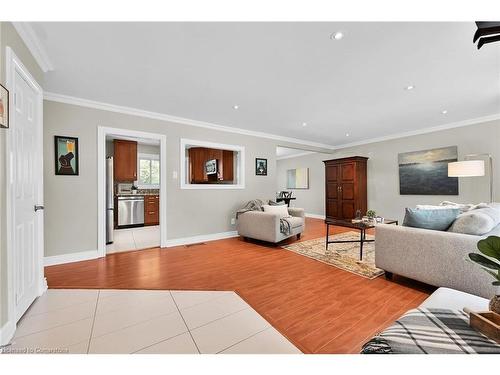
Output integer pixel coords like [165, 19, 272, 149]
[137, 153, 160, 188]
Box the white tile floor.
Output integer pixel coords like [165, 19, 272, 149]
[3, 289, 301, 354]
[106, 225, 160, 254]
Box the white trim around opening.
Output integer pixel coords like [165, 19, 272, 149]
[97, 127, 168, 257]
[180, 138, 245, 190]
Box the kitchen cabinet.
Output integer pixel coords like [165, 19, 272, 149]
[188, 147, 234, 183]
[144, 195, 160, 226]
[114, 139, 137, 182]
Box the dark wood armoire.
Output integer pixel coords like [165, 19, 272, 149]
[323, 156, 368, 220]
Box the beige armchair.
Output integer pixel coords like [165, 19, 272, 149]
[237, 207, 305, 243]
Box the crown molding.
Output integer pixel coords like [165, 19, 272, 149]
[12, 22, 54, 73]
[44, 92, 500, 152]
[333, 113, 500, 150]
[43, 92, 337, 150]
[276, 150, 318, 160]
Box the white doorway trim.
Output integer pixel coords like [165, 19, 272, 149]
[2, 47, 45, 345]
[97, 126, 168, 257]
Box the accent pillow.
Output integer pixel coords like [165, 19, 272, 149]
[415, 205, 455, 210]
[439, 201, 490, 213]
[448, 207, 500, 235]
[262, 204, 289, 218]
[403, 208, 460, 231]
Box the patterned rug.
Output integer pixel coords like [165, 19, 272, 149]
[282, 231, 384, 279]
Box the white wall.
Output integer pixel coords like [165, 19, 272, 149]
[276, 152, 332, 216]
[43, 100, 329, 257]
[277, 119, 500, 223]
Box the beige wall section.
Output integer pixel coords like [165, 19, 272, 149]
[333, 119, 500, 222]
[0, 22, 44, 327]
[278, 119, 500, 222]
[43, 100, 323, 257]
[276, 152, 332, 216]
[138, 144, 160, 155]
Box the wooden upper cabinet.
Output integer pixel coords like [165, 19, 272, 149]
[221, 150, 234, 181]
[114, 139, 138, 182]
[188, 147, 234, 183]
[323, 156, 368, 221]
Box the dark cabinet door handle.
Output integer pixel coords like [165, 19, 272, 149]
[34, 205, 44, 212]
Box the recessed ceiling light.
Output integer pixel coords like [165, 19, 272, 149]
[441, 109, 448, 114]
[345, 133, 350, 137]
[302, 122, 308, 127]
[405, 85, 415, 91]
[233, 105, 239, 110]
[331, 32, 344, 40]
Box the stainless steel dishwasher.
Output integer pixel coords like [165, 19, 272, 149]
[117, 196, 145, 228]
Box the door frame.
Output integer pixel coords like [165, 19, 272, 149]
[97, 126, 167, 257]
[3, 47, 45, 344]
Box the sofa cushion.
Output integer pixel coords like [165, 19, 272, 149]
[286, 216, 304, 229]
[419, 287, 489, 311]
[262, 204, 289, 218]
[448, 206, 500, 235]
[403, 208, 460, 231]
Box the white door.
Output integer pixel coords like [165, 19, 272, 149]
[10, 59, 44, 322]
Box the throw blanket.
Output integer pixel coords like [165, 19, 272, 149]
[361, 308, 500, 354]
[236, 199, 292, 235]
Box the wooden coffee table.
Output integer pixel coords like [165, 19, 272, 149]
[325, 218, 398, 261]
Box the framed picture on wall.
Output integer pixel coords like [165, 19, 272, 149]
[255, 158, 267, 176]
[287, 168, 309, 189]
[0, 84, 9, 129]
[54, 136, 79, 175]
[398, 146, 458, 195]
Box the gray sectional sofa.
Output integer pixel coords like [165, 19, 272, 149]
[375, 204, 500, 299]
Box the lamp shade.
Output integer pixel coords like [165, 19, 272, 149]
[448, 160, 485, 177]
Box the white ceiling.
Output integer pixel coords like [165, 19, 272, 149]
[276, 146, 315, 159]
[30, 22, 500, 147]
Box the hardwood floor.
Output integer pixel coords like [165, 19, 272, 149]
[44, 218, 434, 354]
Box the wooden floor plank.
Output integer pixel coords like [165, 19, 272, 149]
[44, 218, 433, 353]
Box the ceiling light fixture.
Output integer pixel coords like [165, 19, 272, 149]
[233, 105, 239, 110]
[302, 122, 308, 127]
[405, 85, 415, 91]
[330, 32, 344, 40]
[345, 133, 350, 137]
[441, 110, 448, 114]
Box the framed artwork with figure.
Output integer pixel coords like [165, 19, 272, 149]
[54, 136, 79, 175]
[255, 158, 267, 176]
[0, 84, 9, 128]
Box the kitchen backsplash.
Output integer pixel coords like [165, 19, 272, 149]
[136, 188, 159, 195]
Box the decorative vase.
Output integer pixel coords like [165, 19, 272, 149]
[490, 287, 500, 314]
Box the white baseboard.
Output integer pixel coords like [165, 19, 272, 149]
[44, 249, 100, 266]
[305, 213, 325, 220]
[165, 231, 239, 247]
[44, 231, 240, 264]
[0, 320, 15, 347]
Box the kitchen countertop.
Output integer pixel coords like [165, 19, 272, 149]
[116, 193, 159, 197]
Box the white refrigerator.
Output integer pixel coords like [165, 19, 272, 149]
[106, 157, 114, 244]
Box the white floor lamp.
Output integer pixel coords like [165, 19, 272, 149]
[448, 154, 494, 203]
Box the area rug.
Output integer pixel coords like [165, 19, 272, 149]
[281, 231, 384, 279]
